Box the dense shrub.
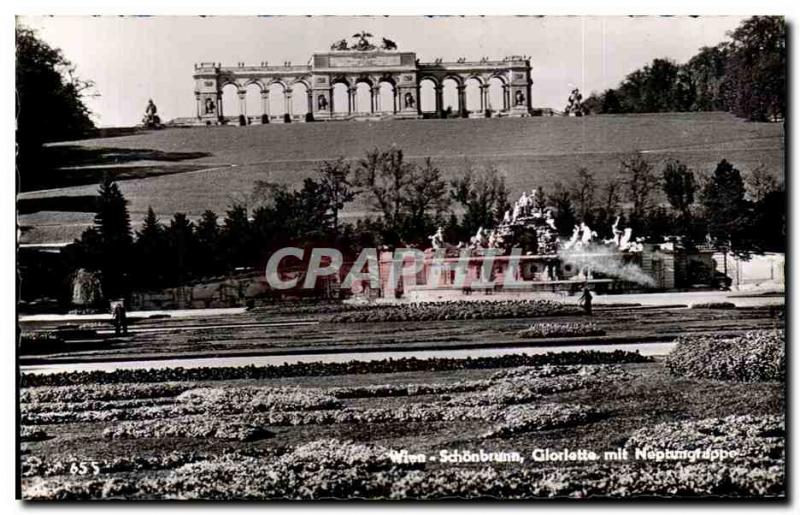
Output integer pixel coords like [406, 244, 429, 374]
[690, 302, 736, 309]
[665, 329, 784, 382]
[21, 350, 651, 387]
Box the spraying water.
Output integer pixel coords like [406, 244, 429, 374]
[558, 242, 656, 287]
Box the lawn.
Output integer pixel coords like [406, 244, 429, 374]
[18, 112, 784, 245]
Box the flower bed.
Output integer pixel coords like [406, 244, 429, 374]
[20, 382, 191, 403]
[451, 367, 631, 407]
[177, 386, 342, 413]
[625, 414, 784, 464]
[20, 426, 50, 442]
[24, 435, 784, 500]
[22, 451, 215, 478]
[21, 350, 651, 387]
[329, 300, 581, 323]
[665, 329, 784, 382]
[517, 322, 606, 338]
[102, 417, 273, 441]
[482, 404, 604, 438]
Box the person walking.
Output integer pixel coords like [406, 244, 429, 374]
[112, 301, 128, 336]
[579, 285, 593, 315]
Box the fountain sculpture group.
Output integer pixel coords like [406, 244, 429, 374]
[428, 189, 642, 257]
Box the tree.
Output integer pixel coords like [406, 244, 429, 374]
[450, 165, 510, 240]
[724, 16, 785, 121]
[16, 25, 95, 186]
[133, 207, 167, 288]
[745, 165, 780, 202]
[684, 44, 729, 111]
[356, 147, 413, 233]
[164, 213, 197, 286]
[355, 147, 448, 245]
[548, 183, 577, 237]
[221, 204, 253, 269]
[71, 177, 133, 298]
[592, 179, 622, 238]
[195, 210, 222, 277]
[620, 154, 659, 233]
[701, 159, 750, 255]
[317, 158, 358, 235]
[402, 158, 449, 241]
[661, 160, 697, 240]
[570, 168, 596, 224]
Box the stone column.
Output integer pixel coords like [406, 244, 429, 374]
[285, 88, 293, 117]
[479, 85, 487, 112]
[348, 87, 355, 113]
[435, 86, 443, 117]
[216, 92, 223, 118]
[307, 90, 313, 117]
[262, 91, 270, 118]
[370, 86, 376, 113]
[503, 86, 509, 112]
[457, 85, 466, 117]
[238, 91, 247, 118]
[195, 92, 201, 118]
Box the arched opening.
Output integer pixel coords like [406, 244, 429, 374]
[220, 83, 239, 119]
[465, 78, 483, 114]
[419, 78, 437, 113]
[442, 78, 460, 115]
[355, 82, 372, 113]
[291, 82, 309, 116]
[332, 82, 349, 114]
[268, 82, 286, 117]
[488, 77, 505, 113]
[245, 83, 263, 121]
[377, 81, 395, 112]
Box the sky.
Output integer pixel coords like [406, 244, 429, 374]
[18, 15, 748, 127]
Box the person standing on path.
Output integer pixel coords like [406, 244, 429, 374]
[579, 285, 593, 315]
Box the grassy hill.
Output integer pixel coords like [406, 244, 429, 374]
[18, 112, 784, 245]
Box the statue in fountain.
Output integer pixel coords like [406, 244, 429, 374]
[580, 222, 597, 247]
[511, 202, 522, 222]
[544, 209, 557, 231]
[564, 224, 581, 250]
[429, 226, 446, 250]
[470, 226, 487, 248]
[618, 228, 633, 251]
[488, 229, 505, 249]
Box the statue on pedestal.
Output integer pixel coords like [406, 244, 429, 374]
[142, 99, 162, 128]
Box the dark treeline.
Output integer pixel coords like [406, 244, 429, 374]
[59, 146, 784, 299]
[582, 17, 785, 121]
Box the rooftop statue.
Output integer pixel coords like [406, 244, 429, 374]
[381, 38, 398, 51]
[352, 31, 377, 51]
[330, 39, 350, 51]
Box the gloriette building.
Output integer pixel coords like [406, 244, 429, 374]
[192, 33, 533, 124]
